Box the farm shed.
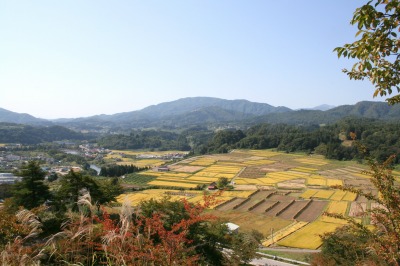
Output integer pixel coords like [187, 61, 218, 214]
[225, 222, 240, 234]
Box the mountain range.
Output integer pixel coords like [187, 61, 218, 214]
[1, 97, 399, 131]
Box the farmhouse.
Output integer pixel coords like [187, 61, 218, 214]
[157, 166, 170, 172]
[208, 182, 218, 190]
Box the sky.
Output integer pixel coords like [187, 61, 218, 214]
[0, 1, 382, 119]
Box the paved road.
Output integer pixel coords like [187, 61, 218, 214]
[250, 257, 297, 266]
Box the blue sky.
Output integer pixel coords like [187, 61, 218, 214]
[0, 1, 380, 119]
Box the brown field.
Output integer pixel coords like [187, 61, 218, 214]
[215, 198, 247, 211]
[278, 200, 311, 220]
[349, 202, 367, 217]
[264, 201, 293, 216]
[277, 179, 306, 189]
[295, 200, 328, 222]
[211, 210, 293, 236]
[250, 201, 278, 214]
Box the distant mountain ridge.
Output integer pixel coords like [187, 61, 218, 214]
[0, 108, 51, 125]
[0, 97, 399, 130]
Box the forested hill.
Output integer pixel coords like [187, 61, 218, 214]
[0, 123, 91, 144]
[50, 99, 400, 130]
[251, 101, 400, 125]
[1, 98, 400, 130]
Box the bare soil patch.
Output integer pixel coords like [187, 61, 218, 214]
[250, 201, 278, 214]
[216, 198, 247, 211]
[278, 200, 310, 220]
[277, 179, 306, 190]
[268, 194, 295, 202]
[234, 184, 259, 190]
[349, 202, 367, 217]
[296, 200, 328, 222]
[265, 201, 293, 216]
[210, 210, 292, 236]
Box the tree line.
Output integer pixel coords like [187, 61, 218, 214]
[99, 164, 149, 177]
[201, 117, 400, 163]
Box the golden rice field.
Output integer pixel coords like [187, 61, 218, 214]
[262, 221, 309, 247]
[313, 190, 335, 199]
[234, 178, 267, 185]
[300, 189, 318, 199]
[330, 190, 347, 201]
[109, 150, 186, 156]
[117, 189, 194, 205]
[278, 221, 342, 249]
[147, 180, 199, 188]
[291, 167, 318, 173]
[326, 178, 343, 187]
[307, 176, 327, 186]
[116, 159, 165, 167]
[342, 191, 357, 201]
[319, 201, 349, 224]
[117, 149, 378, 249]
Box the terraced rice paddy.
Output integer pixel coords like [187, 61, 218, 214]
[277, 221, 342, 249]
[263, 221, 309, 247]
[118, 149, 379, 250]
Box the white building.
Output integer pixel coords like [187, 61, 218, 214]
[0, 173, 21, 184]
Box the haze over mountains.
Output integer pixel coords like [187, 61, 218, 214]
[1, 97, 400, 130]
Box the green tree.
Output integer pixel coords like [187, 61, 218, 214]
[335, 0, 400, 104]
[225, 230, 263, 265]
[313, 225, 379, 265]
[56, 171, 121, 211]
[138, 196, 261, 265]
[216, 177, 230, 189]
[11, 161, 51, 210]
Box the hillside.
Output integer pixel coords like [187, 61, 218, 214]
[0, 123, 92, 144]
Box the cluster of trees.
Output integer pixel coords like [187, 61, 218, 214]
[2, 161, 122, 233]
[99, 164, 148, 177]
